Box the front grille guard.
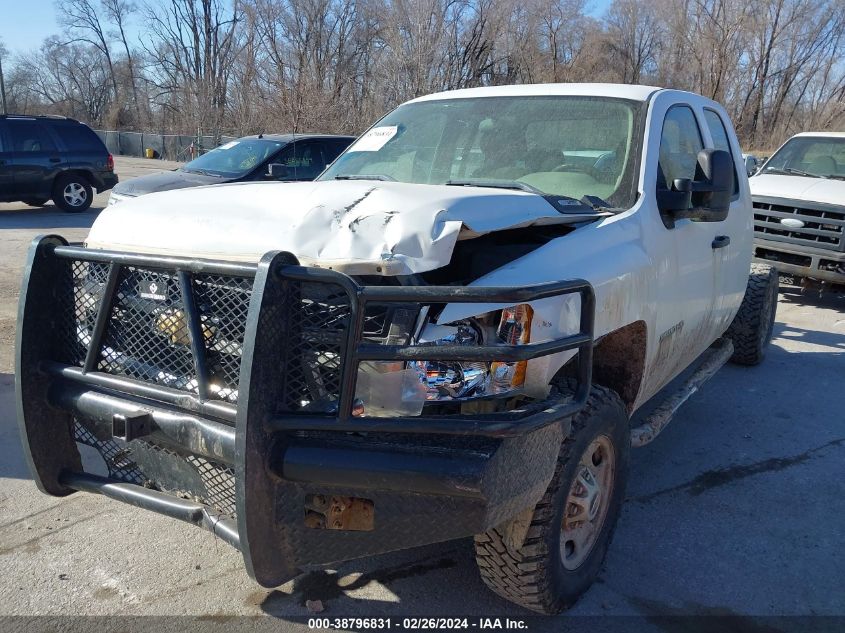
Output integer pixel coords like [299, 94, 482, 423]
[17, 235, 594, 583]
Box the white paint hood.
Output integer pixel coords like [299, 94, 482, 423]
[88, 180, 593, 275]
[749, 174, 845, 208]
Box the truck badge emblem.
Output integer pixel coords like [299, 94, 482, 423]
[780, 218, 805, 229]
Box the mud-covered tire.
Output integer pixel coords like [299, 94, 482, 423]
[473, 384, 630, 614]
[52, 173, 93, 212]
[725, 263, 779, 366]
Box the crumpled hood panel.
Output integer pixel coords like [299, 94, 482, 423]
[750, 174, 845, 207]
[87, 180, 585, 274]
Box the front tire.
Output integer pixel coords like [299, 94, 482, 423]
[725, 263, 779, 366]
[473, 385, 630, 614]
[52, 174, 93, 212]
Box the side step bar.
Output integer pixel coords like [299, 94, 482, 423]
[630, 339, 734, 447]
[59, 471, 240, 549]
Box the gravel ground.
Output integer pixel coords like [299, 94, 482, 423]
[0, 161, 843, 630]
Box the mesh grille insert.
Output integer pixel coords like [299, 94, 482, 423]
[59, 261, 253, 403]
[99, 267, 197, 389]
[56, 257, 408, 415]
[74, 417, 236, 518]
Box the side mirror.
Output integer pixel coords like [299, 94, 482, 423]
[744, 155, 759, 177]
[267, 163, 289, 180]
[658, 149, 734, 225]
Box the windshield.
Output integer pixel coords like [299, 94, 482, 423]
[762, 136, 845, 179]
[320, 96, 643, 208]
[183, 138, 286, 178]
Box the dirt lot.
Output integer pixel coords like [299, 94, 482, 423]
[0, 158, 843, 628]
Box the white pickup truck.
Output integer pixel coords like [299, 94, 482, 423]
[16, 84, 777, 613]
[750, 132, 845, 287]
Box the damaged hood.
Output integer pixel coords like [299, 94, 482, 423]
[87, 180, 592, 274]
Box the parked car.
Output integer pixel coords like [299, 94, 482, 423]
[749, 132, 845, 286]
[108, 134, 355, 205]
[17, 84, 776, 614]
[0, 114, 117, 212]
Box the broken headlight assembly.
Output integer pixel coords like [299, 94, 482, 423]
[413, 304, 533, 400]
[354, 304, 534, 417]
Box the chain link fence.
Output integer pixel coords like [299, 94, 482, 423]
[94, 130, 238, 162]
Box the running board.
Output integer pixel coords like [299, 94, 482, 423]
[630, 339, 734, 447]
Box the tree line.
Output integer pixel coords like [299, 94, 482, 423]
[2, 0, 844, 150]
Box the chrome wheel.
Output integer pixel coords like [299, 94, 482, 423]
[63, 182, 88, 208]
[561, 435, 616, 570]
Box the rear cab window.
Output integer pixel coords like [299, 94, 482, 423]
[703, 109, 739, 195]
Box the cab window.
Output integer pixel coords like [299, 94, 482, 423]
[704, 109, 739, 194]
[657, 106, 703, 189]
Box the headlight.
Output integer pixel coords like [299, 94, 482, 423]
[354, 304, 534, 417]
[413, 305, 533, 401]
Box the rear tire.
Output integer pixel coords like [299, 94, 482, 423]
[23, 198, 49, 207]
[52, 174, 93, 212]
[473, 384, 630, 614]
[725, 263, 779, 366]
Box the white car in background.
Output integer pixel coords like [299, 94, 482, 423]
[749, 132, 845, 286]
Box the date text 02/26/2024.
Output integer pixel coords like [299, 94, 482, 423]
[307, 618, 529, 630]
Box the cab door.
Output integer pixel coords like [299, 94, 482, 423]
[700, 108, 753, 333]
[646, 100, 727, 389]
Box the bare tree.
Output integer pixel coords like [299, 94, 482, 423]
[3, 0, 842, 148]
[56, 0, 120, 102]
[142, 0, 243, 137]
[605, 0, 661, 84]
[102, 0, 143, 126]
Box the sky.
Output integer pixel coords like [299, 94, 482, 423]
[1, 0, 614, 56]
[1, 0, 61, 54]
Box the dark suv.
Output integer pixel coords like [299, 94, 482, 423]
[0, 115, 117, 212]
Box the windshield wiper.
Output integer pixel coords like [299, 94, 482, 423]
[446, 179, 616, 214]
[333, 174, 396, 181]
[183, 168, 224, 177]
[446, 179, 544, 194]
[766, 167, 821, 178]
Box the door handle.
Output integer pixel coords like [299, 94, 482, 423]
[712, 235, 731, 249]
[49, 157, 61, 163]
